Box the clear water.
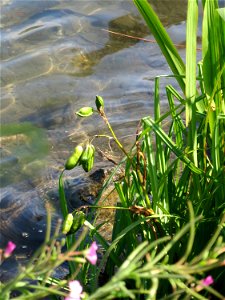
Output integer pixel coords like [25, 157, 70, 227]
[0, 0, 193, 277]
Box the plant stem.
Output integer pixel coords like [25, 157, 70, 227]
[99, 109, 131, 160]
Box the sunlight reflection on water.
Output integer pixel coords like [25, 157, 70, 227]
[0, 0, 193, 278]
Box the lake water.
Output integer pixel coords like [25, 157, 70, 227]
[1, 0, 196, 280]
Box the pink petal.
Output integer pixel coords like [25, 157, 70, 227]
[4, 241, 16, 257]
[65, 280, 83, 300]
[202, 275, 214, 286]
[86, 241, 98, 265]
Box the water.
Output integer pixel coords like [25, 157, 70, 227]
[0, 0, 192, 279]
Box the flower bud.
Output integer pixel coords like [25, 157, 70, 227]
[79, 144, 90, 163]
[95, 95, 104, 112]
[84, 155, 94, 172]
[60, 238, 66, 247]
[4, 241, 16, 258]
[62, 213, 74, 234]
[81, 144, 95, 172]
[65, 145, 83, 170]
[85, 241, 98, 265]
[70, 211, 86, 233]
[76, 107, 93, 117]
[80, 144, 94, 163]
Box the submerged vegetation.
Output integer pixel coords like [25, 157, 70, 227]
[1, 0, 225, 299]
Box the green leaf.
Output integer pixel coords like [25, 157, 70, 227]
[76, 106, 94, 117]
[185, 0, 198, 166]
[58, 171, 68, 219]
[202, 0, 224, 108]
[133, 0, 186, 93]
[142, 117, 203, 175]
[217, 7, 225, 21]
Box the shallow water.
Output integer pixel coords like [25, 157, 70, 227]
[1, 0, 195, 279]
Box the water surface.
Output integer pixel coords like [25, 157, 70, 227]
[0, 0, 192, 279]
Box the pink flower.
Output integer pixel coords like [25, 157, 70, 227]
[202, 275, 214, 286]
[65, 280, 83, 300]
[85, 241, 98, 265]
[4, 241, 16, 258]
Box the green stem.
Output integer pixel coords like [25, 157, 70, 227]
[77, 205, 130, 211]
[99, 109, 153, 206]
[100, 109, 131, 160]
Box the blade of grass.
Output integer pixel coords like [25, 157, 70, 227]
[142, 123, 159, 210]
[142, 117, 203, 174]
[58, 171, 77, 274]
[144, 215, 202, 267]
[166, 85, 185, 148]
[176, 201, 196, 264]
[154, 77, 166, 178]
[58, 170, 68, 218]
[186, 0, 198, 166]
[202, 0, 225, 135]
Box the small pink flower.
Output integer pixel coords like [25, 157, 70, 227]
[202, 275, 214, 286]
[4, 241, 16, 258]
[85, 241, 98, 265]
[65, 280, 83, 300]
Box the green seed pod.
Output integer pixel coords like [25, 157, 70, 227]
[70, 211, 86, 233]
[216, 236, 223, 246]
[82, 154, 94, 172]
[79, 145, 90, 163]
[80, 144, 95, 164]
[95, 95, 104, 111]
[62, 213, 73, 234]
[81, 144, 95, 172]
[76, 107, 93, 117]
[51, 246, 57, 261]
[60, 238, 66, 247]
[89, 144, 95, 156]
[65, 145, 83, 170]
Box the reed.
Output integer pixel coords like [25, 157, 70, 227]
[94, 0, 225, 297]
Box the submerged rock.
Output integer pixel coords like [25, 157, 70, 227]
[0, 167, 111, 282]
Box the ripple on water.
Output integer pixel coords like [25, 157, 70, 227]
[0, 1, 59, 28]
[0, 185, 54, 251]
[0, 0, 190, 282]
[1, 50, 54, 87]
[0, 85, 16, 113]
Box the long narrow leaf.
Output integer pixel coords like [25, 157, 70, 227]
[186, 0, 198, 165]
[142, 123, 159, 209]
[133, 0, 186, 93]
[202, 0, 224, 101]
[154, 76, 166, 175]
[202, 0, 225, 136]
[58, 171, 68, 219]
[142, 117, 203, 174]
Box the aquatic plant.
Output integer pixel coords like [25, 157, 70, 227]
[72, 0, 225, 297]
